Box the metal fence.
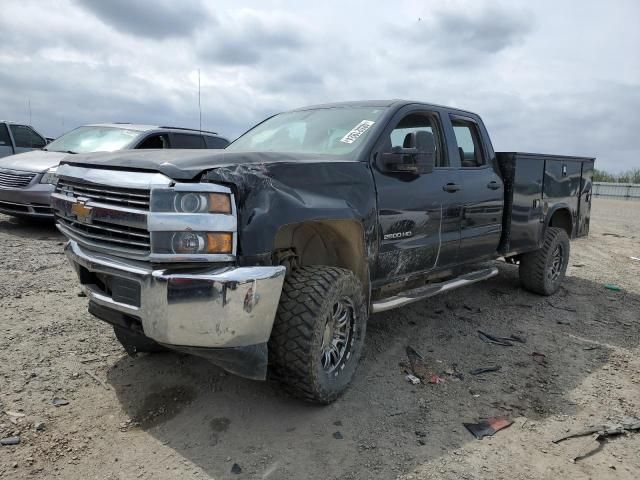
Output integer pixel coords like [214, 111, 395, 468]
[593, 182, 640, 199]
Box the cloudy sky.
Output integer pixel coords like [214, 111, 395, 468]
[1, 0, 638, 172]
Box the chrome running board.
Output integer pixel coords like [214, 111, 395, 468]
[371, 266, 499, 313]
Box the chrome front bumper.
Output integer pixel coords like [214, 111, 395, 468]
[66, 241, 286, 349]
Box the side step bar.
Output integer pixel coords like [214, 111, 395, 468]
[371, 266, 499, 313]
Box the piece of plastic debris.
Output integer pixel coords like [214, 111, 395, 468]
[428, 374, 445, 384]
[531, 352, 547, 366]
[463, 417, 513, 439]
[552, 418, 640, 443]
[603, 284, 621, 291]
[477, 330, 526, 346]
[230, 463, 242, 474]
[469, 366, 502, 375]
[52, 398, 69, 407]
[571, 433, 601, 462]
[406, 374, 421, 385]
[333, 431, 344, 439]
[630, 257, 640, 261]
[1, 436, 21, 446]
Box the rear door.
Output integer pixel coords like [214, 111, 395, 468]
[371, 107, 462, 283]
[8, 124, 47, 154]
[0, 124, 14, 158]
[449, 115, 504, 263]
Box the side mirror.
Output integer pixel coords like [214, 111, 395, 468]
[380, 131, 435, 174]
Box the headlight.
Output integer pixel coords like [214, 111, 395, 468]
[40, 167, 58, 185]
[151, 190, 232, 214]
[151, 231, 233, 255]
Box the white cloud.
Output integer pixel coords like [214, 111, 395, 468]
[0, 0, 638, 171]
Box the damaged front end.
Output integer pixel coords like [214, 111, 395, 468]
[53, 164, 286, 380]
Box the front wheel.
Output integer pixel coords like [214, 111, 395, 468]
[519, 227, 570, 295]
[268, 266, 367, 404]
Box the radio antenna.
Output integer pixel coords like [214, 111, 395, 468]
[198, 69, 202, 133]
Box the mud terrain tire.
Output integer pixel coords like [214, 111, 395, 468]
[269, 266, 367, 404]
[519, 226, 570, 296]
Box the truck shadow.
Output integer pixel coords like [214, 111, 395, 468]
[106, 264, 639, 479]
[0, 214, 60, 239]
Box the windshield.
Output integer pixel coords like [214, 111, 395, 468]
[227, 107, 387, 155]
[45, 126, 141, 154]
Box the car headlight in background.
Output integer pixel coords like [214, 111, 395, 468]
[151, 231, 233, 255]
[151, 189, 232, 214]
[40, 167, 58, 185]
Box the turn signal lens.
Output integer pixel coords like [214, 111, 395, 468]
[206, 232, 233, 254]
[207, 193, 232, 213]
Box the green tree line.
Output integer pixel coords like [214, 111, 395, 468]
[593, 168, 640, 183]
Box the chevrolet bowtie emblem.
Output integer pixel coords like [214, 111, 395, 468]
[72, 201, 93, 224]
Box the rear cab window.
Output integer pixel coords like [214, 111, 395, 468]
[451, 117, 486, 168]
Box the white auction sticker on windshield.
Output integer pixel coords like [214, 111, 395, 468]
[340, 120, 375, 144]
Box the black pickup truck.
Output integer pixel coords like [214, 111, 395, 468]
[52, 100, 594, 403]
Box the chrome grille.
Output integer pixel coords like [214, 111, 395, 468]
[0, 168, 37, 188]
[56, 178, 151, 210]
[56, 216, 150, 253]
[54, 177, 151, 256]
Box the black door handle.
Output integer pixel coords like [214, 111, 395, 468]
[487, 181, 501, 190]
[442, 183, 461, 193]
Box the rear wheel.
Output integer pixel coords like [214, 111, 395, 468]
[268, 266, 367, 404]
[519, 227, 570, 295]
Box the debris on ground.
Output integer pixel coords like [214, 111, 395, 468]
[469, 366, 502, 375]
[531, 352, 548, 366]
[405, 374, 421, 385]
[553, 418, 640, 463]
[552, 418, 640, 444]
[428, 374, 445, 384]
[546, 301, 577, 312]
[603, 284, 621, 292]
[404, 346, 439, 381]
[477, 330, 526, 346]
[52, 398, 70, 407]
[34, 422, 45, 432]
[333, 431, 344, 440]
[630, 256, 640, 261]
[1, 436, 21, 446]
[463, 417, 513, 439]
[231, 463, 242, 474]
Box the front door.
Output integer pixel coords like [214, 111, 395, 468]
[371, 109, 462, 284]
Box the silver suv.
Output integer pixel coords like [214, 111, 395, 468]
[0, 123, 229, 218]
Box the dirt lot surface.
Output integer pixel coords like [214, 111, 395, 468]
[1, 198, 639, 479]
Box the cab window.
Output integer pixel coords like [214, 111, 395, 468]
[451, 118, 485, 167]
[388, 113, 446, 167]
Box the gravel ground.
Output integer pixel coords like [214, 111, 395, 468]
[0, 198, 639, 479]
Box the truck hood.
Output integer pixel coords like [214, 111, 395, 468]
[60, 149, 357, 181]
[0, 150, 70, 173]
